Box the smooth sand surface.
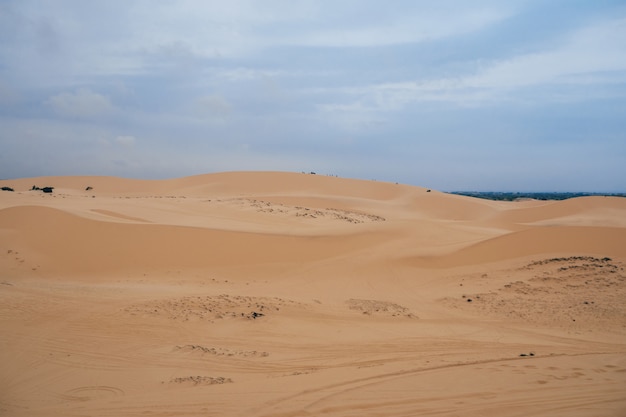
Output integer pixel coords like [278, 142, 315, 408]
[1, 171, 625, 416]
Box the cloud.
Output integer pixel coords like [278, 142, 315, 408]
[215, 67, 288, 82]
[291, 7, 511, 48]
[193, 95, 233, 122]
[467, 18, 626, 90]
[115, 135, 136, 147]
[45, 88, 114, 118]
[314, 16, 626, 118]
[0, 81, 21, 107]
[1, 1, 625, 191]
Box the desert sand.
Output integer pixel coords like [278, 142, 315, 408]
[1, 171, 625, 417]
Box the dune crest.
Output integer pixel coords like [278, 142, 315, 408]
[1, 172, 625, 416]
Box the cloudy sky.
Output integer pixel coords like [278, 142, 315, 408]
[1, 1, 625, 191]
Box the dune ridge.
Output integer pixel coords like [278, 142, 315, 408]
[407, 225, 626, 268]
[1, 171, 625, 416]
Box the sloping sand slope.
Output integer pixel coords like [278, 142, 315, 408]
[1, 172, 625, 417]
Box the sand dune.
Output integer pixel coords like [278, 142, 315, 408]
[1, 171, 625, 416]
[490, 196, 626, 227]
[0, 205, 384, 277]
[407, 225, 626, 268]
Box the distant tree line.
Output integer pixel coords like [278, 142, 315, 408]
[449, 191, 626, 201]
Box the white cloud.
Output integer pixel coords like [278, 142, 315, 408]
[193, 95, 232, 122]
[317, 101, 389, 133]
[4, 1, 512, 84]
[292, 8, 511, 48]
[316, 16, 626, 116]
[45, 88, 114, 118]
[1, 0, 513, 95]
[467, 18, 626, 89]
[2, 1, 625, 190]
[0, 81, 20, 106]
[124, 1, 287, 60]
[214, 67, 288, 82]
[115, 135, 136, 147]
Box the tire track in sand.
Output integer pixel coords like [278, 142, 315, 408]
[251, 351, 624, 417]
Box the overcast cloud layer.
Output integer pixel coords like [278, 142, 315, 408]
[1, 1, 625, 191]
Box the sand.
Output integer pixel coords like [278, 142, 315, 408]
[1, 171, 625, 417]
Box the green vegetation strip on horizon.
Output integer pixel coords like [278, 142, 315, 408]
[448, 192, 626, 201]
